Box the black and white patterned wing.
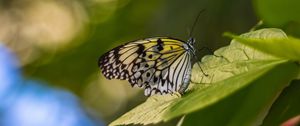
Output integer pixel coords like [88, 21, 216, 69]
[98, 37, 192, 96]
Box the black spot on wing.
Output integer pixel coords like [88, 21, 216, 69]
[98, 45, 132, 80]
[156, 38, 164, 51]
[142, 52, 146, 57]
[98, 44, 121, 68]
[136, 44, 145, 55]
[121, 64, 126, 69]
[146, 72, 150, 77]
[157, 38, 163, 44]
[153, 76, 158, 83]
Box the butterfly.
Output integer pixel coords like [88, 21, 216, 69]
[98, 37, 207, 96]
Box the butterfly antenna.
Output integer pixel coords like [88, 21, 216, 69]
[188, 9, 206, 38]
[188, 9, 208, 76]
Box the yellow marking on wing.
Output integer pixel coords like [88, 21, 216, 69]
[143, 42, 157, 49]
[161, 38, 184, 44]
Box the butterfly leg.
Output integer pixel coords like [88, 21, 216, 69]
[190, 80, 202, 84]
[196, 62, 208, 76]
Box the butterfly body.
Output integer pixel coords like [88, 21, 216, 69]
[98, 37, 196, 96]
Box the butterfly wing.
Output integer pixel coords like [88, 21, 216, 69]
[98, 37, 192, 96]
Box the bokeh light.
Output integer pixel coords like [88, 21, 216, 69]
[0, 0, 88, 65]
[0, 44, 22, 105]
[0, 44, 103, 126]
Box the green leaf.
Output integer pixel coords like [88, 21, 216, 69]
[109, 94, 179, 126]
[181, 61, 298, 126]
[191, 28, 284, 84]
[262, 80, 300, 126]
[109, 28, 297, 126]
[253, 0, 300, 26]
[224, 29, 300, 61]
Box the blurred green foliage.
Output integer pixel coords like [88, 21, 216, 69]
[254, 0, 300, 37]
[254, 0, 300, 26]
[262, 80, 300, 126]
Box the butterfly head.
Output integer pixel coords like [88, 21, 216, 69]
[187, 38, 196, 45]
[187, 37, 196, 53]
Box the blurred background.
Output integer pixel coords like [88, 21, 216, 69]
[0, 0, 299, 125]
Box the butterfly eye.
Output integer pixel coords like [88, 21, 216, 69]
[188, 38, 196, 45]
